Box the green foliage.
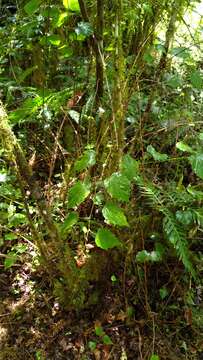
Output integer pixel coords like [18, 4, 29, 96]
[95, 228, 122, 250]
[68, 181, 90, 208]
[147, 145, 168, 162]
[104, 173, 131, 202]
[121, 154, 139, 181]
[150, 355, 160, 360]
[102, 202, 129, 227]
[24, 0, 42, 16]
[59, 212, 79, 238]
[74, 149, 96, 172]
[63, 0, 80, 12]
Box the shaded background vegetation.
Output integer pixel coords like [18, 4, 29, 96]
[0, 0, 203, 359]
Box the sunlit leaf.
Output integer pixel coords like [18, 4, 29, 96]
[104, 173, 131, 202]
[95, 228, 122, 250]
[121, 154, 139, 181]
[47, 35, 61, 46]
[4, 252, 18, 269]
[102, 334, 113, 345]
[176, 141, 194, 153]
[63, 0, 80, 12]
[189, 153, 203, 179]
[147, 145, 168, 162]
[102, 202, 129, 227]
[190, 70, 202, 90]
[24, 0, 42, 15]
[60, 212, 79, 237]
[74, 149, 96, 172]
[68, 181, 90, 208]
[150, 355, 160, 360]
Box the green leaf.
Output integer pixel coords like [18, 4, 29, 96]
[121, 154, 139, 181]
[47, 35, 61, 46]
[176, 142, 194, 153]
[74, 150, 96, 172]
[4, 233, 18, 241]
[24, 0, 42, 15]
[9, 213, 27, 227]
[190, 70, 202, 90]
[104, 173, 131, 202]
[102, 334, 113, 345]
[150, 355, 160, 360]
[54, 12, 68, 27]
[60, 212, 79, 237]
[102, 202, 129, 227]
[166, 74, 182, 88]
[189, 153, 203, 179]
[95, 325, 104, 336]
[176, 210, 194, 226]
[147, 145, 168, 162]
[95, 228, 122, 250]
[159, 287, 168, 300]
[68, 181, 90, 208]
[4, 252, 18, 269]
[63, 0, 80, 12]
[88, 341, 97, 351]
[136, 244, 164, 263]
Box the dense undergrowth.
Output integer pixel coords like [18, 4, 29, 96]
[0, 0, 203, 358]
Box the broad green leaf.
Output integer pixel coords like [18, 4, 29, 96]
[74, 150, 96, 172]
[159, 287, 168, 300]
[4, 233, 18, 241]
[68, 181, 90, 208]
[166, 74, 182, 88]
[136, 250, 151, 262]
[102, 202, 129, 227]
[190, 70, 202, 90]
[189, 153, 203, 179]
[136, 244, 163, 263]
[95, 228, 122, 250]
[95, 325, 104, 336]
[176, 141, 194, 153]
[176, 210, 194, 226]
[47, 35, 61, 46]
[14, 244, 28, 254]
[102, 335, 113, 345]
[121, 154, 139, 181]
[150, 355, 160, 360]
[63, 0, 80, 12]
[59, 45, 73, 58]
[60, 212, 78, 237]
[104, 173, 131, 202]
[171, 47, 191, 59]
[54, 12, 68, 27]
[9, 213, 27, 227]
[88, 341, 97, 351]
[199, 133, 203, 141]
[147, 145, 168, 162]
[4, 252, 18, 269]
[24, 0, 42, 15]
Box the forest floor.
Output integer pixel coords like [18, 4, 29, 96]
[0, 250, 203, 360]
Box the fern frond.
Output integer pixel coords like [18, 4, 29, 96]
[134, 174, 196, 278]
[163, 209, 195, 278]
